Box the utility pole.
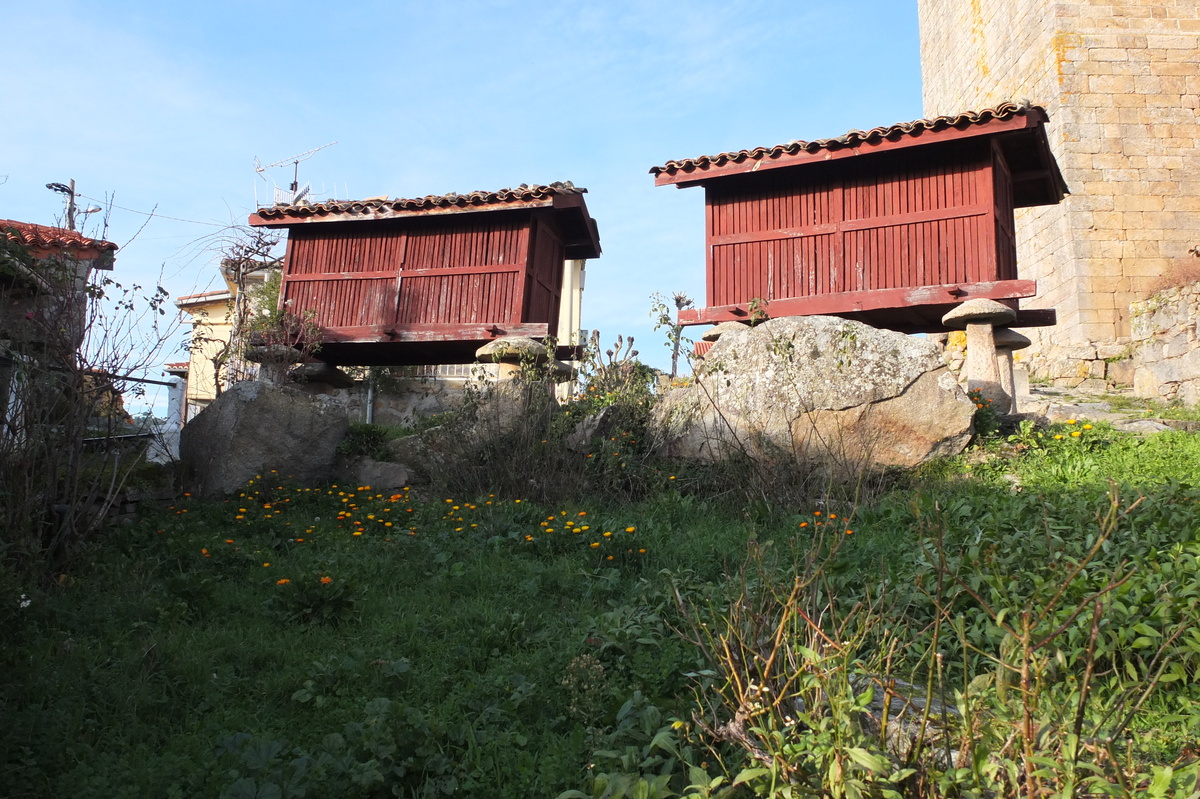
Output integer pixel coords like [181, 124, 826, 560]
[46, 179, 78, 230]
[46, 180, 101, 231]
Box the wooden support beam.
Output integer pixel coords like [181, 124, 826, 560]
[320, 322, 550, 345]
[676, 280, 1038, 326]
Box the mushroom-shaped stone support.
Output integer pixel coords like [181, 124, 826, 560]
[475, 336, 550, 380]
[992, 328, 1032, 414]
[941, 299, 1017, 410]
[245, 344, 305, 386]
[701, 321, 751, 342]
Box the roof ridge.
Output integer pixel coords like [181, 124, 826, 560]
[650, 101, 1037, 176]
[256, 181, 587, 221]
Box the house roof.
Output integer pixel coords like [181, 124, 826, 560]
[176, 289, 232, 309]
[251, 182, 588, 224]
[1, 219, 118, 255]
[650, 102, 1068, 206]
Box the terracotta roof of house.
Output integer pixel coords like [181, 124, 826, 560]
[1, 219, 118, 253]
[253, 182, 587, 223]
[650, 101, 1042, 178]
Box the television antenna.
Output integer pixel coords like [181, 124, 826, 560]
[253, 141, 336, 205]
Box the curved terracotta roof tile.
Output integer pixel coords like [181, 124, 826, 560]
[650, 102, 1035, 176]
[1, 219, 118, 252]
[255, 181, 587, 221]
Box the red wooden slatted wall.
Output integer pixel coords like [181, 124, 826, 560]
[282, 226, 406, 329]
[281, 215, 535, 335]
[397, 215, 530, 326]
[991, 143, 1018, 281]
[705, 140, 998, 308]
[523, 215, 564, 332]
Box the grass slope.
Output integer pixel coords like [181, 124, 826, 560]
[2, 424, 1199, 798]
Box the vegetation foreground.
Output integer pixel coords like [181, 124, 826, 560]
[3, 422, 1200, 799]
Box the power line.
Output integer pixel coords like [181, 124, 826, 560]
[76, 194, 227, 227]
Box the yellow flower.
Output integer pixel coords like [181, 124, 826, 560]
[589, 542, 600, 548]
[1066, 419, 1077, 425]
[1054, 434, 1064, 440]
[262, 562, 270, 567]
[625, 526, 636, 533]
[276, 578, 290, 585]
[603, 531, 612, 537]
[1083, 424, 1093, 430]
[1071, 431, 1082, 437]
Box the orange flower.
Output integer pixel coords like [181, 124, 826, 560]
[276, 578, 291, 585]
[320, 575, 332, 584]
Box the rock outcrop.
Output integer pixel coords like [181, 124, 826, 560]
[180, 381, 349, 496]
[652, 316, 975, 471]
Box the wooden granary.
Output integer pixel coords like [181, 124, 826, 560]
[248, 183, 601, 365]
[650, 102, 1067, 332]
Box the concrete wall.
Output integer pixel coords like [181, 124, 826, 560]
[918, 0, 1200, 383]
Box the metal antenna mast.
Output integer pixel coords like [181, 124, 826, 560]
[253, 141, 337, 204]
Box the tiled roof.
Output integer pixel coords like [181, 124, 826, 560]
[0, 219, 118, 252]
[255, 182, 587, 222]
[176, 289, 232, 308]
[650, 102, 1038, 177]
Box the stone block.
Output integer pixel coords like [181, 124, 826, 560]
[1106, 359, 1136, 386]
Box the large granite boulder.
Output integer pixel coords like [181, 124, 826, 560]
[652, 316, 975, 471]
[180, 381, 349, 496]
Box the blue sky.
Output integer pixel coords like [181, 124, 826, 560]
[2, 1, 923, 401]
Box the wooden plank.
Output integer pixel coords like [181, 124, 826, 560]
[402, 263, 523, 277]
[321, 322, 551, 344]
[707, 203, 990, 247]
[676, 279, 1038, 325]
[285, 270, 405, 282]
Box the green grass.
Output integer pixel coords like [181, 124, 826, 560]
[3, 428, 1200, 798]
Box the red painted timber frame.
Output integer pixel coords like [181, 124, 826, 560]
[319, 322, 551, 345]
[676, 279, 1037, 326]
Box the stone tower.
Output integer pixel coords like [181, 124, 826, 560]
[918, 1, 1200, 387]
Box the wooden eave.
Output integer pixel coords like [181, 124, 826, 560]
[654, 110, 1067, 207]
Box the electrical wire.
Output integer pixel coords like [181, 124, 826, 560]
[77, 194, 227, 227]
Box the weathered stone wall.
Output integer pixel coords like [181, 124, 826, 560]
[918, 0, 1200, 382]
[1130, 279, 1200, 404]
